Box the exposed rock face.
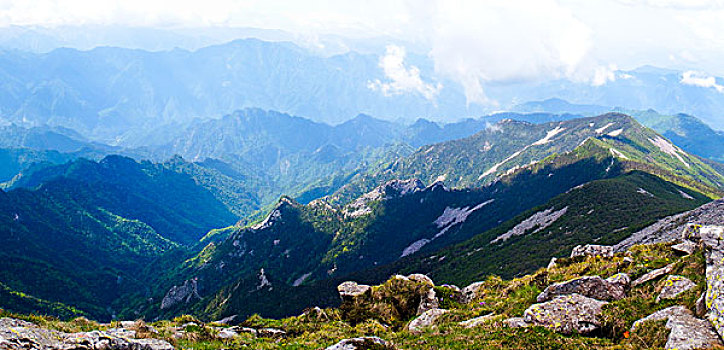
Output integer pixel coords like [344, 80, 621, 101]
[0, 317, 174, 350]
[407, 308, 448, 334]
[325, 336, 395, 350]
[160, 278, 201, 310]
[536, 274, 629, 302]
[491, 206, 568, 244]
[522, 294, 608, 335]
[570, 244, 614, 258]
[337, 281, 372, 300]
[687, 225, 724, 339]
[631, 306, 723, 350]
[417, 286, 439, 315]
[631, 263, 675, 287]
[459, 314, 495, 328]
[656, 275, 696, 302]
[503, 317, 529, 328]
[343, 179, 425, 217]
[614, 200, 724, 252]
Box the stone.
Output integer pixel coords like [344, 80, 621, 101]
[459, 313, 495, 328]
[257, 328, 286, 338]
[623, 256, 634, 264]
[214, 315, 238, 325]
[672, 240, 697, 255]
[503, 317, 529, 328]
[301, 306, 330, 322]
[536, 274, 629, 303]
[570, 244, 614, 258]
[337, 281, 371, 300]
[216, 328, 238, 339]
[686, 225, 724, 340]
[416, 286, 439, 315]
[460, 281, 485, 303]
[631, 263, 675, 287]
[547, 257, 558, 269]
[407, 273, 434, 286]
[631, 306, 722, 350]
[522, 293, 608, 335]
[656, 275, 696, 302]
[406, 308, 448, 334]
[696, 293, 707, 317]
[325, 336, 395, 350]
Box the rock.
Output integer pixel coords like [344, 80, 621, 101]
[686, 225, 724, 340]
[416, 286, 439, 315]
[407, 273, 434, 286]
[237, 327, 258, 336]
[0, 318, 175, 350]
[460, 281, 485, 303]
[656, 275, 696, 302]
[570, 244, 614, 258]
[536, 274, 629, 302]
[160, 278, 201, 310]
[301, 306, 330, 322]
[631, 306, 722, 350]
[406, 308, 448, 334]
[459, 313, 495, 328]
[631, 263, 675, 287]
[623, 256, 634, 264]
[216, 328, 238, 339]
[672, 240, 697, 255]
[325, 336, 395, 350]
[522, 293, 608, 335]
[337, 281, 371, 300]
[547, 257, 558, 269]
[257, 328, 286, 338]
[214, 315, 238, 325]
[696, 293, 707, 317]
[503, 317, 530, 328]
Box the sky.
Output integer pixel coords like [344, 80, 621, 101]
[2, 0, 724, 104]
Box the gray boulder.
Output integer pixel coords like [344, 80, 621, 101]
[687, 225, 724, 339]
[407, 308, 448, 334]
[503, 317, 530, 328]
[407, 273, 434, 286]
[631, 263, 675, 287]
[631, 306, 722, 350]
[160, 278, 201, 310]
[522, 293, 608, 335]
[459, 313, 495, 328]
[570, 244, 614, 258]
[460, 281, 485, 303]
[672, 240, 697, 255]
[337, 281, 371, 300]
[416, 286, 439, 315]
[656, 275, 696, 302]
[536, 274, 629, 302]
[325, 336, 395, 350]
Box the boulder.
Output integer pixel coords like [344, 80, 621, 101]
[337, 281, 371, 300]
[687, 225, 724, 340]
[407, 308, 448, 334]
[416, 286, 439, 315]
[325, 336, 395, 350]
[696, 293, 707, 317]
[503, 317, 529, 328]
[570, 244, 614, 258]
[256, 328, 286, 338]
[522, 293, 608, 335]
[631, 263, 674, 287]
[301, 306, 330, 322]
[547, 257, 558, 269]
[407, 274, 434, 286]
[460, 281, 485, 303]
[672, 240, 697, 255]
[216, 328, 238, 339]
[536, 274, 629, 302]
[631, 306, 722, 350]
[459, 313, 495, 328]
[656, 275, 696, 302]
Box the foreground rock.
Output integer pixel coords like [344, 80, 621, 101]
[407, 308, 448, 334]
[325, 336, 395, 350]
[656, 275, 696, 302]
[338, 274, 438, 325]
[536, 274, 629, 302]
[672, 240, 697, 255]
[570, 244, 614, 258]
[0, 317, 174, 350]
[688, 225, 724, 340]
[631, 306, 723, 350]
[631, 263, 674, 287]
[459, 313, 495, 328]
[522, 294, 608, 335]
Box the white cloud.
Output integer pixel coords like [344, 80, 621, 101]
[367, 45, 442, 100]
[680, 70, 724, 93]
[592, 64, 618, 86]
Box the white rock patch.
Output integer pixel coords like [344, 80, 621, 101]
[679, 190, 694, 200]
[401, 238, 432, 257]
[532, 126, 566, 146]
[480, 149, 524, 179]
[648, 136, 690, 168]
[637, 188, 655, 197]
[607, 128, 623, 137]
[491, 206, 568, 244]
[292, 272, 312, 287]
[595, 122, 615, 134]
[609, 148, 629, 160]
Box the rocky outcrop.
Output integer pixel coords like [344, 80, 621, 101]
[672, 240, 697, 255]
[343, 179, 425, 217]
[686, 225, 724, 339]
[614, 200, 724, 252]
[631, 306, 723, 350]
[160, 277, 201, 310]
[407, 308, 448, 334]
[325, 336, 395, 350]
[631, 263, 674, 287]
[570, 244, 613, 258]
[337, 275, 439, 325]
[536, 274, 629, 302]
[656, 275, 696, 302]
[522, 294, 608, 335]
[0, 317, 174, 350]
[460, 281, 485, 304]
